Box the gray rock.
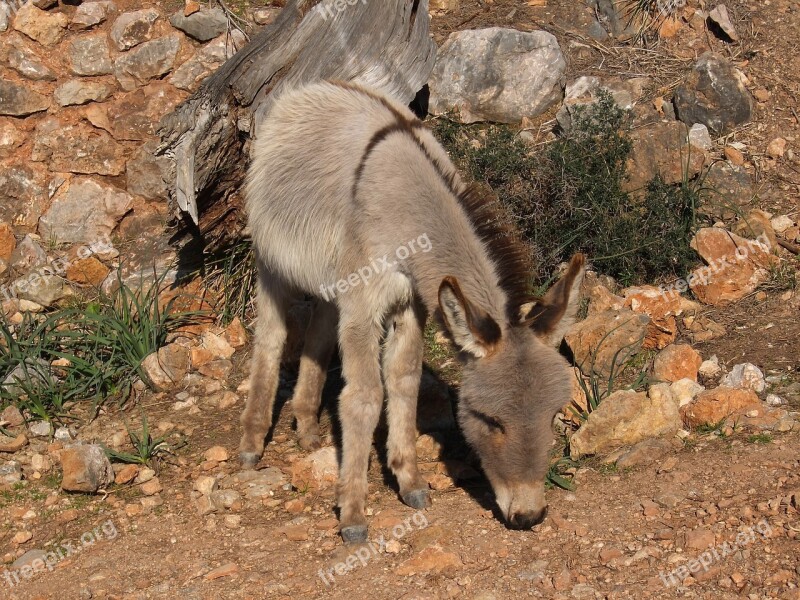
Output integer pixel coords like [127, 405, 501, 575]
[39, 178, 132, 245]
[700, 161, 754, 219]
[0, 3, 10, 33]
[2, 358, 48, 396]
[688, 123, 713, 150]
[0, 460, 22, 485]
[14, 273, 67, 306]
[707, 4, 738, 42]
[0, 166, 49, 229]
[54, 80, 114, 106]
[0, 80, 50, 116]
[28, 420, 52, 437]
[114, 34, 181, 91]
[169, 7, 227, 42]
[8, 234, 47, 271]
[59, 443, 115, 492]
[69, 33, 114, 76]
[169, 30, 245, 91]
[110, 8, 159, 51]
[674, 53, 753, 136]
[32, 118, 126, 176]
[126, 142, 171, 199]
[210, 489, 241, 509]
[71, 1, 116, 30]
[12, 549, 47, 570]
[429, 27, 565, 123]
[5, 41, 57, 81]
[720, 363, 766, 393]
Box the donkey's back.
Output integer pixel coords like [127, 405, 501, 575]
[246, 81, 426, 295]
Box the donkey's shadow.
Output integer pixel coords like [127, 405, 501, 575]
[274, 356, 501, 520]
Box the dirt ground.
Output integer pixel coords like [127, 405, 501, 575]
[2, 1, 799, 599]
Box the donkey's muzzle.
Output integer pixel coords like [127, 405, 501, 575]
[508, 506, 547, 530]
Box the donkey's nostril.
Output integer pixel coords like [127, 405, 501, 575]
[509, 506, 548, 530]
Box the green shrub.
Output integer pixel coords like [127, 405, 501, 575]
[433, 91, 701, 288]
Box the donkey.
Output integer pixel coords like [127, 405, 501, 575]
[240, 80, 585, 543]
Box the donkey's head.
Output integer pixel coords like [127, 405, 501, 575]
[438, 254, 585, 529]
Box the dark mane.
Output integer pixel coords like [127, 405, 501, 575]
[455, 183, 537, 322]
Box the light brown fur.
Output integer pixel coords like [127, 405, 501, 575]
[240, 80, 585, 542]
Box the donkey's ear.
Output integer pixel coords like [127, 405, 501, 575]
[522, 253, 586, 347]
[438, 276, 501, 358]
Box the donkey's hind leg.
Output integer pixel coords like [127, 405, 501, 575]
[239, 265, 292, 468]
[292, 300, 338, 451]
[383, 302, 430, 510]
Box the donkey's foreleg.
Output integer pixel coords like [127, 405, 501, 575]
[383, 302, 430, 510]
[292, 300, 338, 451]
[336, 312, 384, 544]
[239, 268, 291, 468]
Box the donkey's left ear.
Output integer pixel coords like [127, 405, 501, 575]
[521, 253, 585, 348]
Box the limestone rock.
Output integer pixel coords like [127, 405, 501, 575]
[12, 2, 68, 46]
[680, 387, 761, 427]
[54, 80, 114, 107]
[0, 221, 15, 261]
[622, 285, 686, 349]
[71, 2, 116, 30]
[569, 386, 680, 458]
[688, 228, 775, 305]
[141, 343, 190, 390]
[670, 378, 704, 408]
[0, 80, 50, 116]
[110, 9, 159, 50]
[429, 28, 565, 123]
[720, 363, 766, 393]
[290, 446, 338, 492]
[114, 34, 181, 91]
[4, 39, 57, 81]
[169, 7, 227, 42]
[652, 344, 702, 383]
[674, 53, 753, 136]
[565, 309, 649, 378]
[69, 34, 114, 76]
[60, 444, 115, 492]
[32, 119, 126, 176]
[39, 178, 132, 245]
[623, 120, 705, 193]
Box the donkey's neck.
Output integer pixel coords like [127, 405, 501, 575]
[402, 187, 510, 325]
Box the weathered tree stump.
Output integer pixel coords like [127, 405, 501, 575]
[156, 0, 436, 246]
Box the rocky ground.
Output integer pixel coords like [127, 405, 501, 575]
[1, 0, 799, 599]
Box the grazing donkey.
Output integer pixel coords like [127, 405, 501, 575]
[240, 80, 585, 543]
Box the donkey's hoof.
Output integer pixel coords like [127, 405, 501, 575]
[340, 524, 368, 544]
[239, 451, 261, 469]
[402, 488, 431, 510]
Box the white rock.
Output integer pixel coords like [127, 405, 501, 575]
[720, 363, 766, 393]
[670, 378, 705, 407]
[765, 394, 784, 407]
[698, 355, 722, 379]
[688, 124, 713, 150]
[770, 215, 794, 234]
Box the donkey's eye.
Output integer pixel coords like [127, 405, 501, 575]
[470, 409, 505, 434]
